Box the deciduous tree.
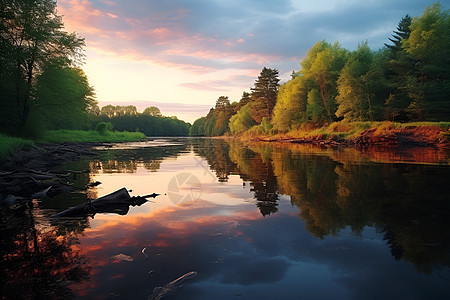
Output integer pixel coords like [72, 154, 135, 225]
[142, 106, 162, 117]
[301, 41, 349, 121]
[0, 0, 85, 132]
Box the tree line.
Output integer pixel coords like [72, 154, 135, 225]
[190, 3, 450, 136]
[96, 105, 190, 136]
[0, 0, 189, 138]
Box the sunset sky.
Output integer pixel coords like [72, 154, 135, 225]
[57, 0, 441, 123]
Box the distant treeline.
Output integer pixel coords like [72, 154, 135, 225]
[96, 105, 190, 136]
[191, 3, 450, 136]
[0, 1, 189, 138]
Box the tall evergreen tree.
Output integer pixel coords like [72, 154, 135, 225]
[249, 67, 280, 123]
[384, 16, 414, 121]
[384, 15, 412, 53]
[402, 3, 450, 120]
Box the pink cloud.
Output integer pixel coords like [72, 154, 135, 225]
[58, 0, 281, 74]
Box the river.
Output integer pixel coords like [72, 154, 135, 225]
[1, 138, 449, 299]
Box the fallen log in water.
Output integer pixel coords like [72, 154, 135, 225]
[51, 187, 159, 219]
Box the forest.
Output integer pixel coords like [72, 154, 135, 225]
[1, 1, 449, 141]
[190, 3, 450, 137]
[0, 0, 189, 139]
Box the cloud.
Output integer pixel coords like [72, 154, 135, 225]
[58, 0, 440, 77]
[57, 0, 448, 120]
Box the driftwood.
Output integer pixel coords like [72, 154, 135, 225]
[51, 188, 159, 219]
[1, 143, 97, 204]
[148, 271, 197, 300]
[0, 168, 78, 204]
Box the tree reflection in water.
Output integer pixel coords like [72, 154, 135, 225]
[0, 202, 91, 299]
[200, 139, 450, 274]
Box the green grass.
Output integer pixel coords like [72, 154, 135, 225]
[0, 134, 34, 160]
[39, 129, 146, 143]
[268, 121, 450, 141]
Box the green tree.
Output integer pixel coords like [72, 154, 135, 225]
[0, 0, 85, 133]
[100, 105, 116, 118]
[35, 62, 96, 129]
[229, 103, 256, 134]
[120, 105, 138, 116]
[235, 91, 251, 112]
[214, 110, 230, 136]
[189, 117, 207, 136]
[142, 106, 162, 117]
[203, 115, 217, 136]
[383, 15, 414, 121]
[301, 41, 349, 121]
[384, 15, 412, 53]
[402, 3, 450, 120]
[306, 89, 325, 123]
[215, 96, 230, 111]
[272, 75, 308, 131]
[336, 42, 375, 121]
[249, 67, 280, 123]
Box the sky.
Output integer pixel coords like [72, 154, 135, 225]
[57, 0, 443, 123]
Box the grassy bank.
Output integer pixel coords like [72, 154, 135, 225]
[0, 134, 34, 160]
[38, 129, 146, 143]
[240, 121, 450, 144]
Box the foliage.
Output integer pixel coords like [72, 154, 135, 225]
[95, 122, 109, 135]
[0, 134, 34, 160]
[188, 3, 450, 138]
[249, 67, 280, 123]
[190, 95, 235, 136]
[384, 15, 412, 52]
[190, 117, 207, 136]
[229, 104, 256, 135]
[100, 105, 139, 118]
[96, 105, 190, 136]
[0, 0, 85, 135]
[300, 41, 349, 121]
[401, 3, 450, 120]
[35, 63, 96, 130]
[335, 42, 387, 121]
[39, 130, 146, 143]
[306, 89, 325, 123]
[272, 76, 308, 132]
[142, 106, 162, 117]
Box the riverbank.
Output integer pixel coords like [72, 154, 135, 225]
[0, 142, 99, 208]
[0, 129, 146, 204]
[0, 130, 146, 160]
[240, 121, 450, 149]
[39, 129, 146, 143]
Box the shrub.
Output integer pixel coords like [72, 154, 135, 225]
[95, 122, 109, 135]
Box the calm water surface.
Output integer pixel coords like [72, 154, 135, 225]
[1, 138, 450, 299]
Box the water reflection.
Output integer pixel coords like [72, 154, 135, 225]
[1, 138, 449, 299]
[0, 202, 90, 299]
[222, 139, 450, 274]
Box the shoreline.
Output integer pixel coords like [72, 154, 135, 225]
[238, 123, 450, 150]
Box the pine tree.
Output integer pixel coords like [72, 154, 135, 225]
[249, 67, 280, 123]
[384, 15, 412, 53]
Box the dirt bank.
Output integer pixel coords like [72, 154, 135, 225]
[257, 125, 450, 149]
